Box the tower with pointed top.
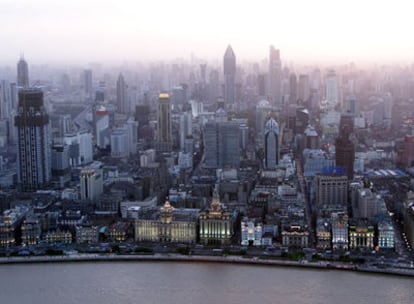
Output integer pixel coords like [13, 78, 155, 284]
[264, 117, 279, 169]
[223, 45, 236, 105]
[17, 55, 29, 88]
[199, 185, 233, 245]
[116, 74, 128, 114]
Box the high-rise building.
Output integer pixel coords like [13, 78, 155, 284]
[179, 111, 192, 151]
[269, 46, 281, 106]
[203, 121, 240, 168]
[116, 74, 128, 114]
[82, 69, 93, 99]
[255, 99, 272, 147]
[298, 74, 310, 102]
[80, 168, 103, 201]
[15, 89, 51, 191]
[264, 117, 279, 169]
[156, 93, 172, 152]
[315, 174, 348, 207]
[223, 45, 236, 105]
[289, 73, 297, 104]
[325, 70, 339, 108]
[335, 113, 355, 180]
[17, 56, 29, 88]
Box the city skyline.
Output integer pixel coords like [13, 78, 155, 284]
[2, 0, 414, 65]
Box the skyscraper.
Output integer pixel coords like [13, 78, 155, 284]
[82, 69, 93, 100]
[326, 70, 339, 108]
[156, 93, 172, 152]
[269, 46, 281, 106]
[116, 74, 128, 114]
[289, 73, 297, 104]
[203, 121, 240, 168]
[17, 56, 29, 88]
[264, 117, 279, 169]
[298, 74, 310, 103]
[15, 89, 51, 191]
[335, 113, 355, 180]
[223, 45, 236, 105]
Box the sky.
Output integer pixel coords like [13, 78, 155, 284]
[1, 0, 414, 65]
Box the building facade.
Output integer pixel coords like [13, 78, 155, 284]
[15, 89, 51, 192]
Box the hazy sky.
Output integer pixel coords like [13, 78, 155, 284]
[2, 0, 414, 65]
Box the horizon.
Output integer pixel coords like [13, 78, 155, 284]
[2, 0, 414, 66]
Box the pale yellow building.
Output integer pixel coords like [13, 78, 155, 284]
[135, 201, 198, 244]
[199, 188, 233, 245]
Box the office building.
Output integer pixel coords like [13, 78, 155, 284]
[241, 217, 263, 246]
[335, 113, 355, 180]
[116, 74, 128, 114]
[15, 89, 51, 191]
[203, 121, 240, 168]
[199, 187, 233, 245]
[80, 168, 103, 201]
[135, 200, 198, 244]
[223, 45, 236, 104]
[331, 212, 349, 250]
[82, 69, 93, 99]
[156, 93, 172, 152]
[315, 174, 348, 207]
[325, 70, 339, 108]
[264, 117, 279, 169]
[255, 99, 272, 147]
[269, 46, 281, 105]
[289, 73, 297, 104]
[17, 56, 29, 88]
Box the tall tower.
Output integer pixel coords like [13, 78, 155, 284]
[223, 45, 236, 105]
[15, 89, 51, 191]
[269, 46, 281, 106]
[264, 117, 279, 169]
[82, 69, 93, 100]
[17, 56, 29, 88]
[156, 93, 172, 152]
[335, 113, 355, 180]
[289, 73, 297, 104]
[326, 70, 339, 108]
[116, 74, 128, 114]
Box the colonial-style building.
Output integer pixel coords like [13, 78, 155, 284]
[282, 225, 309, 248]
[349, 221, 374, 250]
[135, 201, 198, 244]
[199, 187, 233, 245]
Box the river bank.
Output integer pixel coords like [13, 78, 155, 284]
[1, 253, 413, 278]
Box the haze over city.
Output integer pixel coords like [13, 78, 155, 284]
[2, 0, 414, 65]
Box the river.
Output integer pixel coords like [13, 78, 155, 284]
[0, 262, 413, 304]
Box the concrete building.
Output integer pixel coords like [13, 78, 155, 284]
[17, 56, 29, 88]
[331, 212, 349, 250]
[135, 201, 198, 244]
[316, 219, 331, 250]
[199, 187, 233, 245]
[378, 220, 395, 250]
[269, 46, 281, 105]
[264, 117, 279, 169]
[315, 174, 348, 207]
[63, 131, 93, 165]
[241, 217, 263, 246]
[223, 45, 236, 105]
[80, 168, 103, 201]
[156, 93, 172, 152]
[349, 221, 374, 250]
[111, 127, 129, 158]
[116, 74, 128, 114]
[15, 89, 51, 191]
[203, 121, 240, 168]
[282, 225, 309, 248]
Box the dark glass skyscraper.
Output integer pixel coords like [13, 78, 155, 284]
[335, 113, 355, 180]
[17, 56, 29, 88]
[223, 45, 236, 105]
[15, 89, 51, 191]
[156, 93, 172, 152]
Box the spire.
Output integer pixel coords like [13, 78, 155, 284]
[211, 184, 221, 211]
[224, 45, 235, 58]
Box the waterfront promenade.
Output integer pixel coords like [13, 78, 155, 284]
[1, 253, 413, 278]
